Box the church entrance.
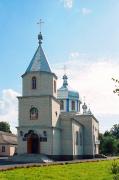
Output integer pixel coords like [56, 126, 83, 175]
[27, 132, 39, 154]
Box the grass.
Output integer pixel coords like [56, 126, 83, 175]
[0, 160, 118, 180]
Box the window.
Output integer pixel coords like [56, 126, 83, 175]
[76, 131, 78, 145]
[80, 133, 82, 146]
[43, 131, 47, 137]
[60, 100, 64, 110]
[54, 80, 56, 93]
[2, 146, 5, 152]
[30, 107, 38, 120]
[40, 137, 47, 142]
[32, 76, 37, 89]
[71, 101, 75, 110]
[55, 111, 58, 116]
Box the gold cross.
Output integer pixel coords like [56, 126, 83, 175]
[37, 19, 44, 32]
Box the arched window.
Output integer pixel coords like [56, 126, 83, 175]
[80, 132, 82, 146]
[54, 80, 56, 93]
[60, 100, 64, 110]
[32, 76, 37, 89]
[71, 101, 75, 110]
[76, 131, 79, 145]
[30, 107, 38, 120]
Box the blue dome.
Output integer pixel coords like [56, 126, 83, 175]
[57, 74, 81, 101]
[68, 90, 79, 99]
[57, 74, 82, 112]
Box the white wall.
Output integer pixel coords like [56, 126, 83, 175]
[72, 120, 83, 156]
[22, 72, 57, 98]
[18, 96, 52, 127]
[52, 129, 61, 155]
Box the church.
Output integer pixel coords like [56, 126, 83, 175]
[17, 31, 100, 160]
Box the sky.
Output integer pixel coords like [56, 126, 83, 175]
[0, 0, 119, 133]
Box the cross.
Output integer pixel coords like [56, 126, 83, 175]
[37, 19, 44, 33]
[63, 65, 67, 75]
[83, 96, 86, 103]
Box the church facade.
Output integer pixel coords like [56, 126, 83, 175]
[17, 32, 100, 160]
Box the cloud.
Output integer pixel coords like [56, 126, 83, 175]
[0, 89, 20, 134]
[53, 53, 119, 132]
[80, 8, 92, 15]
[61, 0, 73, 9]
[70, 52, 80, 58]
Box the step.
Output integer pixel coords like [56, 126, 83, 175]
[11, 154, 53, 163]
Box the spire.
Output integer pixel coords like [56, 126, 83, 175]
[25, 20, 52, 73]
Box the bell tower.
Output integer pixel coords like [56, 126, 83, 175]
[17, 28, 60, 156]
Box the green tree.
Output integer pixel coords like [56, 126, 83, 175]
[104, 130, 112, 137]
[110, 124, 119, 139]
[100, 136, 117, 155]
[0, 121, 11, 133]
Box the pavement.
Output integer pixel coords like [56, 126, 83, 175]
[0, 156, 119, 171]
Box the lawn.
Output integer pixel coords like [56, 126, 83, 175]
[0, 160, 118, 180]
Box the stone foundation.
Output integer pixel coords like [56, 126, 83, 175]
[48, 155, 95, 161]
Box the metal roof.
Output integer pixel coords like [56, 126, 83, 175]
[26, 44, 52, 73]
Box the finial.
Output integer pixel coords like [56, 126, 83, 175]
[63, 74, 68, 88]
[82, 97, 88, 114]
[62, 65, 68, 88]
[37, 19, 44, 44]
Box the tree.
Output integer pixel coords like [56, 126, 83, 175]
[104, 130, 112, 137]
[0, 121, 11, 133]
[110, 124, 119, 139]
[100, 136, 117, 155]
[99, 124, 119, 155]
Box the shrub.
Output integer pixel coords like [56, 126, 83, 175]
[111, 161, 119, 174]
[113, 174, 119, 180]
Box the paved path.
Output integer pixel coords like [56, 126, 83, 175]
[0, 156, 119, 171]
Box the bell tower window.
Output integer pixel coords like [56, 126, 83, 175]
[54, 80, 56, 93]
[30, 107, 38, 120]
[32, 77, 37, 89]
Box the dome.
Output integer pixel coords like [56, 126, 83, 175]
[57, 74, 82, 113]
[68, 90, 79, 99]
[58, 74, 80, 100]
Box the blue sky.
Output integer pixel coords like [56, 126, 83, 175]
[0, 0, 119, 133]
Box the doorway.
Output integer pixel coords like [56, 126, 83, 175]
[27, 133, 39, 154]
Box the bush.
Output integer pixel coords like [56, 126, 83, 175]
[100, 136, 118, 155]
[113, 174, 119, 180]
[111, 161, 119, 174]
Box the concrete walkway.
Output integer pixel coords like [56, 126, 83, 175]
[0, 156, 119, 171]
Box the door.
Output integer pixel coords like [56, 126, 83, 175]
[27, 133, 39, 154]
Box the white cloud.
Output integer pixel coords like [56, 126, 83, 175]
[70, 52, 80, 58]
[0, 89, 20, 134]
[61, 0, 73, 9]
[81, 8, 92, 15]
